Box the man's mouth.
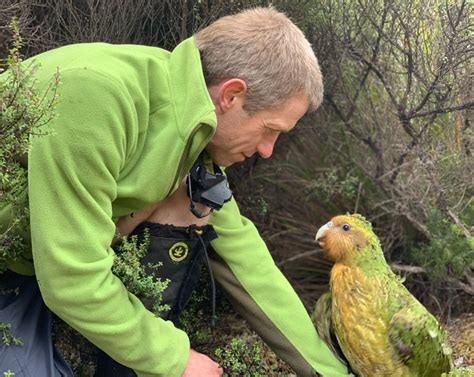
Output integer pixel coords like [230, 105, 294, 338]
[238, 153, 247, 161]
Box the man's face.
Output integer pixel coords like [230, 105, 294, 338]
[206, 93, 309, 167]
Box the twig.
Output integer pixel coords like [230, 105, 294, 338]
[446, 209, 472, 238]
[277, 249, 323, 267]
[391, 263, 426, 274]
[354, 181, 363, 214]
[407, 101, 474, 120]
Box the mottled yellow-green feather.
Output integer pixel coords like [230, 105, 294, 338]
[315, 214, 452, 377]
[331, 264, 410, 376]
[312, 291, 349, 368]
[442, 367, 474, 376]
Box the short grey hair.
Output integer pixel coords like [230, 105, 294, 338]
[195, 7, 323, 113]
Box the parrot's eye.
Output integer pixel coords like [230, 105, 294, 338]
[342, 224, 350, 231]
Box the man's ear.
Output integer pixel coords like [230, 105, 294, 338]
[211, 78, 247, 113]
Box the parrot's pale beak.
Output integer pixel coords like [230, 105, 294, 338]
[315, 221, 333, 247]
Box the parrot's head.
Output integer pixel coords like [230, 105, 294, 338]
[315, 214, 382, 264]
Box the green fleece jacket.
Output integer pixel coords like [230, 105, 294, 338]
[0, 37, 349, 376]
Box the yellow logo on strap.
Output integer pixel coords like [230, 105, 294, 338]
[169, 242, 189, 262]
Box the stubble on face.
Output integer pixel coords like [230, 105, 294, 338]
[205, 100, 250, 167]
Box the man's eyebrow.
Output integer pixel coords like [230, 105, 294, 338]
[263, 121, 291, 133]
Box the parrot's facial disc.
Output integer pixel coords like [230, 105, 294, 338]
[315, 221, 333, 247]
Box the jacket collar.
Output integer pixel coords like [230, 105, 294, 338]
[166, 37, 218, 192]
[168, 36, 217, 143]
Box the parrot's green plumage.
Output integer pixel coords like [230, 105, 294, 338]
[313, 214, 452, 377]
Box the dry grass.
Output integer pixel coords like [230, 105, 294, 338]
[445, 312, 474, 369]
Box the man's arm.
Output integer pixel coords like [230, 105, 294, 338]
[117, 179, 223, 377]
[209, 198, 351, 377]
[29, 69, 190, 376]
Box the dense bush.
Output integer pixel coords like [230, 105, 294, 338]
[230, 0, 473, 317]
[0, 18, 59, 272]
[411, 208, 474, 285]
[214, 337, 265, 377]
[0, 19, 59, 370]
[112, 231, 170, 316]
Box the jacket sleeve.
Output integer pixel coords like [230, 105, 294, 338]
[28, 69, 189, 377]
[209, 197, 351, 377]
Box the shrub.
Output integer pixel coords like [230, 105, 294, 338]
[0, 18, 59, 272]
[112, 231, 170, 316]
[411, 208, 473, 285]
[0, 321, 22, 347]
[214, 337, 265, 377]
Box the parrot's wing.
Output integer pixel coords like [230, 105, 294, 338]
[388, 302, 452, 376]
[312, 291, 349, 367]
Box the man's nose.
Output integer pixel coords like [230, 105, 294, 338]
[257, 135, 278, 159]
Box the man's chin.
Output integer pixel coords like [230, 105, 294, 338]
[228, 155, 247, 166]
[204, 150, 245, 167]
[220, 160, 235, 168]
[209, 158, 232, 168]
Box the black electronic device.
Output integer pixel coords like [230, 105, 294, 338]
[186, 153, 232, 218]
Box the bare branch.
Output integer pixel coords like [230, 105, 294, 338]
[407, 101, 474, 120]
[277, 249, 323, 267]
[391, 263, 426, 274]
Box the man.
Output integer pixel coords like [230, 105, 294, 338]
[0, 7, 350, 377]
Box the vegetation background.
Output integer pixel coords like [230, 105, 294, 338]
[1, 0, 472, 375]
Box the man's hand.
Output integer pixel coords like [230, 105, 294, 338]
[182, 349, 223, 377]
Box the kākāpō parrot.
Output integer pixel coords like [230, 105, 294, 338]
[312, 214, 452, 377]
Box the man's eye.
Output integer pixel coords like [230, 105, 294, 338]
[265, 127, 279, 134]
[342, 224, 350, 231]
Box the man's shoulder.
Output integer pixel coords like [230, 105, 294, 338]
[36, 42, 166, 70]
